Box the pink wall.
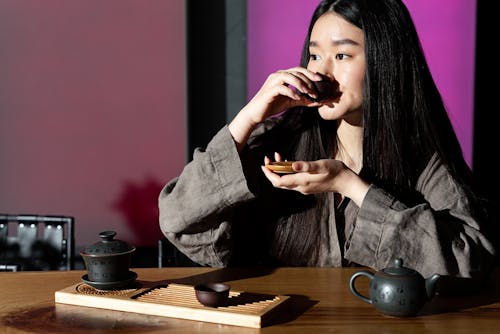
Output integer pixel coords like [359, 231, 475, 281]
[0, 0, 186, 247]
[0, 0, 476, 250]
[247, 0, 476, 166]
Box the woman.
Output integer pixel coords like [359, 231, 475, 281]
[158, 0, 496, 280]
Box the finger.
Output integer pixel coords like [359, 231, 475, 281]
[264, 156, 271, 165]
[261, 166, 295, 191]
[287, 72, 317, 97]
[271, 79, 322, 107]
[291, 161, 306, 172]
[292, 161, 319, 173]
[261, 166, 282, 186]
[274, 152, 283, 162]
[274, 84, 302, 101]
[286, 68, 324, 98]
[276, 70, 316, 97]
[286, 67, 323, 81]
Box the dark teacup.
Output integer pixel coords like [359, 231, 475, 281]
[306, 73, 339, 102]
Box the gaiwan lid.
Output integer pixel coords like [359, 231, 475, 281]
[82, 231, 135, 256]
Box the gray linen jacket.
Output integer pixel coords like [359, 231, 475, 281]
[159, 118, 496, 280]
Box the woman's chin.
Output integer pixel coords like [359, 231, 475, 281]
[318, 106, 342, 120]
[318, 104, 363, 123]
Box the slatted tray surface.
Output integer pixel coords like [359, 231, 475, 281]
[55, 282, 290, 328]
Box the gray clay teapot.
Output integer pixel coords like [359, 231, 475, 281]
[349, 258, 440, 317]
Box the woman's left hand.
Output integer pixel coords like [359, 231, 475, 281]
[262, 154, 370, 206]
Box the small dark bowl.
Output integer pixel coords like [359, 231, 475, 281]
[194, 282, 230, 307]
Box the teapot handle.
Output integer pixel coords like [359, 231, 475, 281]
[349, 271, 373, 304]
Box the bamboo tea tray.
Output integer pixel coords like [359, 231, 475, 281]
[55, 281, 290, 328]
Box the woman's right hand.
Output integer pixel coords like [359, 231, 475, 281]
[244, 67, 323, 124]
[229, 68, 323, 151]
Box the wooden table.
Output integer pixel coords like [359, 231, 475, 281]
[1, 267, 499, 333]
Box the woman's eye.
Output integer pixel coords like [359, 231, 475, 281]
[309, 54, 321, 61]
[336, 53, 350, 60]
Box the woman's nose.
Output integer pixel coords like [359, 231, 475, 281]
[316, 71, 335, 81]
[307, 58, 335, 82]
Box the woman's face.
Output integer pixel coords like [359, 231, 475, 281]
[307, 12, 365, 125]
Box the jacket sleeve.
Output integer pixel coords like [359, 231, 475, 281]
[158, 125, 258, 266]
[345, 154, 496, 280]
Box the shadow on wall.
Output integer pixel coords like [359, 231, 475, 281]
[111, 177, 164, 247]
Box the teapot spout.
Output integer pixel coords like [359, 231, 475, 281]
[425, 274, 441, 299]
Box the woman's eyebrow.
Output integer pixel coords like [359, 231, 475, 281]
[309, 38, 361, 47]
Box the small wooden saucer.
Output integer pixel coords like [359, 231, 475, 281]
[265, 161, 296, 174]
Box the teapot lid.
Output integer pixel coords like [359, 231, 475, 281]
[82, 231, 135, 255]
[382, 258, 419, 276]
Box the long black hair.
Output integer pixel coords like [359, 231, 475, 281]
[268, 0, 478, 265]
[298, 0, 473, 196]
